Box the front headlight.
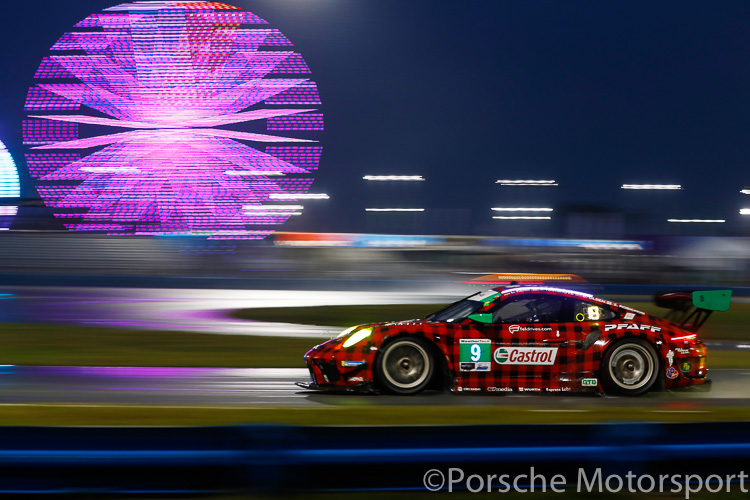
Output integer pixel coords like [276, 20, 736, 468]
[342, 328, 373, 348]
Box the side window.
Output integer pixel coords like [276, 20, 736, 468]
[490, 294, 567, 324]
[572, 300, 616, 322]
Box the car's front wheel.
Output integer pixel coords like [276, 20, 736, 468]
[376, 337, 434, 395]
[601, 339, 659, 396]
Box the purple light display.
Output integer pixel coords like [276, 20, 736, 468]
[23, 1, 323, 238]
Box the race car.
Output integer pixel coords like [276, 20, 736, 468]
[297, 286, 731, 396]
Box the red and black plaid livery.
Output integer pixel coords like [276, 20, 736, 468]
[301, 287, 708, 394]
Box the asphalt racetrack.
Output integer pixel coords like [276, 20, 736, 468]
[0, 366, 747, 408]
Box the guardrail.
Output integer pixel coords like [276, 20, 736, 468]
[1, 422, 750, 494]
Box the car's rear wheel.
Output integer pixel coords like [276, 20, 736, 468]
[376, 337, 434, 395]
[601, 339, 659, 396]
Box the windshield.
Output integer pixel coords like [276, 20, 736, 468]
[426, 291, 488, 323]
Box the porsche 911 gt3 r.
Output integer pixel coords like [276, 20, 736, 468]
[297, 286, 730, 396]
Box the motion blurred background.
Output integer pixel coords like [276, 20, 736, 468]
[0, 0, 747, 283]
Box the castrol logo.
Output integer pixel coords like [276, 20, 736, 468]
[494, 347, 558, 365]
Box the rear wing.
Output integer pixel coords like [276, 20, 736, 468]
[654, 290, 732, 332]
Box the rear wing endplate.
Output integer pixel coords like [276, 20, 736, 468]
[654, 290, 731, 332]
[692, 290, 731, 312]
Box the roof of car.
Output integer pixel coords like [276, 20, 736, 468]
[496, 285, 645, 316]
[498, 285, 596, 300]
[470, 273, 587, 285]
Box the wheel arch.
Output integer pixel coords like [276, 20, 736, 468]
[600, 333, 664, 368]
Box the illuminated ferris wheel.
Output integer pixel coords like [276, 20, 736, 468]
[23, 0, 323, 239]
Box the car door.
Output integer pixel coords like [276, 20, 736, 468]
[485, 292, 569, 391]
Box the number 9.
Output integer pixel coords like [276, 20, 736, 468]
[470, 343, 481, 361]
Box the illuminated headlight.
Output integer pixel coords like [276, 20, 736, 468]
[342, 328, 373, 348]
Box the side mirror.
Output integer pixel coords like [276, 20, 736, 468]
[468, 313, 493, 324]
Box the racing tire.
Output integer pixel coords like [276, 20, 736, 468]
[600, 338, 659, 397]
[376, 337, 434, 395]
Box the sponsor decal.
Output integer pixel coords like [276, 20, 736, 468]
[456, 386, 480, 392]
[494, 347, 558, 365]
[348, 376, 364, 382]
[681, 362, 693, 372]
[604, 324, 662, 333]
[495, 348, 509, 363]
[582, 378, 598, 387]
[666, 350, 674, 367]
[341, 360, 366, 367]
[459, 339, 491, 371]
[509, 325, 552, 333]
[545, 387, 572, 392]
[666, 367, 679, 380]
[623, 312, 635, 320]
[488, 387, 513, 392]
[518, 387, 542, 392]
[675, 348, 691, 355]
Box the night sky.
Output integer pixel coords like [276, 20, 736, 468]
[1, 1, 750, 237]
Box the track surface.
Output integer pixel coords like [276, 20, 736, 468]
[0, 366, 747, 408]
